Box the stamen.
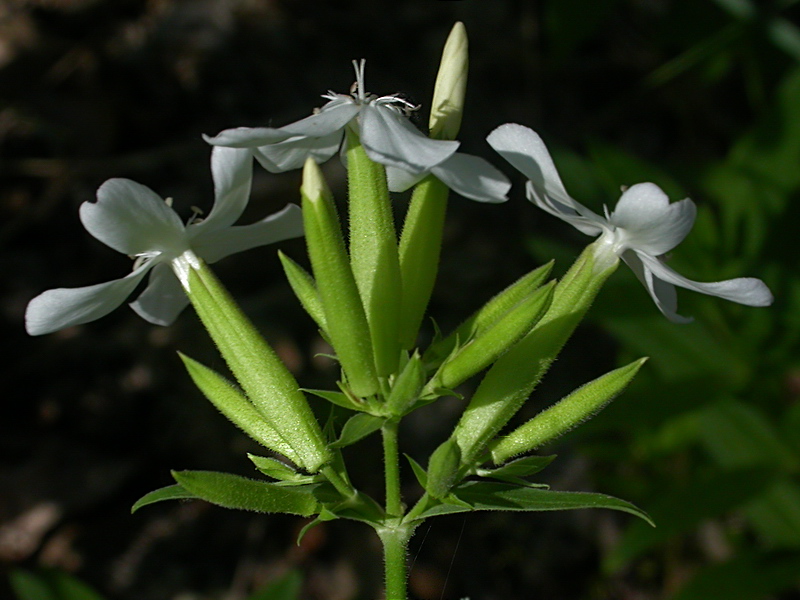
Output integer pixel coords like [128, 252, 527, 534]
[186, 206, 205, 226]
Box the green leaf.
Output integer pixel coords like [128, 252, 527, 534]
[131, 484, 196, 513]
[429, 281, 556, 392]
[405, 454, 428, 488]
[426, 438, 462, 499]
[278, 251, 326, 332]
[701, 399, 799, 472]
[185, 262, 330, 472]
[669, 551, 800, 600]
[9, 569, 105, 600]
[248, 454, 319, 486]
[179, 353, 300, 463]
[329, 414, 385, 449]
[744, 478, 800, 548]
[476, 455, 557, 481]
[302, 388, 366, 412]
[171, 470, 320, 516]
[604, 467, 773, 572]
[412, 481, 652, 525]
[247, 569, 303, 600]
[422, 261, 554, 370]
[453, 246, 616, 466]
[385, 352, 426, 416]
[9, 569, 59, 600]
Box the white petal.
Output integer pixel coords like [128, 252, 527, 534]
[203, 101, 359, 148]
[638, 252, 774, 308]
[431, 153, 510, 203]
[203, 126, 294, 147]
[621, 250, 691, 323]
[279, 99, 360, 137]
[254, 131, 343, 172]
[81, 179, 187, 256]
[525, 182, 605, 236]
[359, 105, 459, 173]
[386, 166, 425, 192]
[610, 183, 696, 255]
[130, 262, 190, 326]
[191, 147, 253, 235]
[25, 264, 151, 335]
[193, 203, 304, 264]
[487, 124, 604, 229]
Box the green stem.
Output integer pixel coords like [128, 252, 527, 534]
[382, 419, 403, 516]
[377, 521, 413, 600]
[321, 464, 356, 500]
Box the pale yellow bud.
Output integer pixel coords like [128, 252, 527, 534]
[429, 22, 468, 140]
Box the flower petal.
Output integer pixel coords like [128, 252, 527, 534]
[621, 250, 691, 323]
[191, 147, 253, 235]
[638, 252, 774, 308]
[487, 124, 604, 232]
[610, 183, 696, 255]
[81, 179, 187, 256]
[192, 203, 304, 264]
[359, 104, 459, 173]
[203, 100, 359, 148]
[254, 131, 343, 172]
[25, 264, 151, 335]
[431, 152, 510, 203]
[130, 262, 190, 326]
[386, 166, 425, 193]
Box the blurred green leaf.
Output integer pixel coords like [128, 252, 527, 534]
[9, 569, 105, 600]
[745, 478, 800, 548]
[247, 569, 303, 600]
[604, 468, 773, 572]
[701, 399, 799, 471]
[668, 551, 800, 600]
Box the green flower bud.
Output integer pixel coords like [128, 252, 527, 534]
[490, 358, 648, 464]
[301, 158, 380, 398]
[430, 22, 468, 140]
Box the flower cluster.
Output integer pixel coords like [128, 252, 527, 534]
[27, 60, 772, 336]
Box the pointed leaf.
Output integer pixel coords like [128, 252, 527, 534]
[248, 454, 319, 486]
[131, 484, 197, 513]
[476, 455, 557, 480]
[330, 413, 385, 448]
[405, 454, 428, 489]
[278, 251, 326, 332]
[303, 388, 367, 412]
[423, 261, 554, 370]
[171, 470, 320, 516]
[179, 353, 300, 463]
[385, 352, 426, 416]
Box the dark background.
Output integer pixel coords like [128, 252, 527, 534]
[3, 1, 799, 599]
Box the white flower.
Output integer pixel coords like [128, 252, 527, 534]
[204, 59, 459, 176]
[487, 123, 773, 322]
[385, 152, 511, 203]
[25, 147, 303, 335]
[206, 60, 509, 203]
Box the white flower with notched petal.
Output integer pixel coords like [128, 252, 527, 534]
[205, 60, 459, 176]
[206, 60, 509, 203]
[25, 147, 303, 335]
[487, 123, 773, 322]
